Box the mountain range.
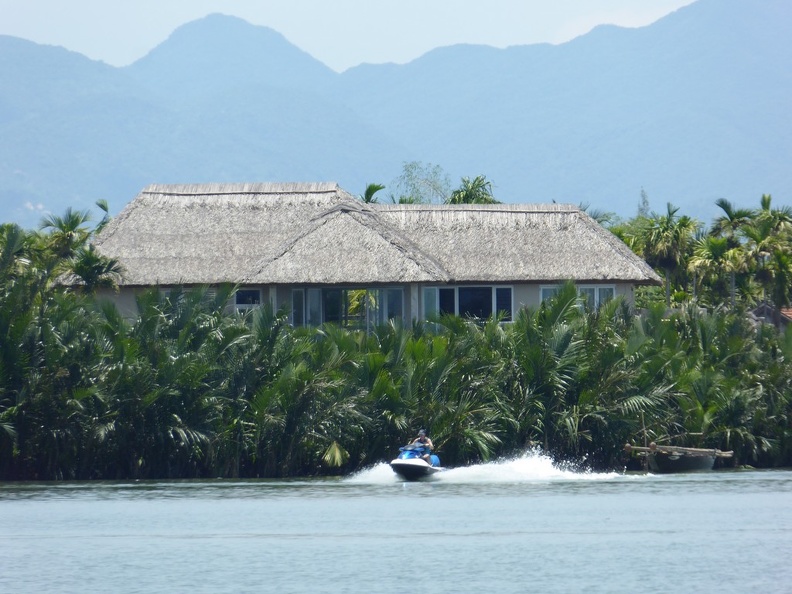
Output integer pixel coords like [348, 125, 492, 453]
[1, 0, 790, 229]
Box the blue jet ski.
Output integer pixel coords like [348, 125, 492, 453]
[389, 444, 444, 480]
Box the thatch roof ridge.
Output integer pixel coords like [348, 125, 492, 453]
[375, 202, 577, 214]
[375, 202, 592, 230]
[93, 181, 358, 255]
[245, 202, 450, 283]
[140, 181, 345, 196]
[256, 207, 356, 268]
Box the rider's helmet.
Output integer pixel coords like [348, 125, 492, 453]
[418, 429, 426, 436]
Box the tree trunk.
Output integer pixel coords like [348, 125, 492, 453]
[665, 267, 672, 306]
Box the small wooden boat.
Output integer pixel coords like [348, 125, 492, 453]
[624, 443, 733, 473]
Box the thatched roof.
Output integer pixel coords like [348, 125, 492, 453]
[94, 182, 661, 286]
[378, 203, 660, 283]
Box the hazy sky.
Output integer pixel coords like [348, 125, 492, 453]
[1, 0, 696, 72]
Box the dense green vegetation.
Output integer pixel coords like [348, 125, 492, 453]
[1, 195, 791, 480]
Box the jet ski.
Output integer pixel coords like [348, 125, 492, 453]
[389, 444, 444, 480]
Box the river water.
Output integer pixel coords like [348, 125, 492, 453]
[1, 452, 789, 594]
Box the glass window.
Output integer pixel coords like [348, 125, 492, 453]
[579, 287, 596, 308]
[599, 287, 615, 304]
[439, 288, 455, 315]
[423, 286, 513, 321]
[364, 289, 380, 330]
[307, 289, 322, 326]
[541, 286, 559, 302]
[323, 289, 342, 324]
[365, 288, 404, 329]
[295, 287, 404, 329]
[346, 289, 368, 329]
[573, 285, 617, 308]
[386, 288, 403, 320]
[496, 287, 512, 321]
[236, 289, 261, 306]
[458, 287, 492, 319]
[292, 289, 305, 326]
[423, 287, 438, 318]
[236, 288, 261, 311]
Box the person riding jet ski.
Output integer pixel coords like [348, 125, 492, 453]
[411, 429, 434, 462]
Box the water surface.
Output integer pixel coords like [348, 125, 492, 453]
[1, 452, 789, 593]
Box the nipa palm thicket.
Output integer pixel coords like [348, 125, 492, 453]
[1, 199, 791, 479]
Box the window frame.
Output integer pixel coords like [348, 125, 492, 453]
[292, 286, 405, 328]
[423, 285, 513, 321]
[235, 288, 262, 312]
[540, 284, 616, 308]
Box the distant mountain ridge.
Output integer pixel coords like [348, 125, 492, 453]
[127, 14, 337, 97]
[0, 0, 789, 229]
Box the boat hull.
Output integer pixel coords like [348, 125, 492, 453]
[389, 458, 443, 481]
[648, 453, 715, 473]
[624, 443, 730, 473]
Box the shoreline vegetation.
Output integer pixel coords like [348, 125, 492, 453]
[1, 194, 792, 480]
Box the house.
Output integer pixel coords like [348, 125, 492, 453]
[749, 302, 792, 331]
[93, 182, 662, 325]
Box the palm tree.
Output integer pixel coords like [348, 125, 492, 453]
[572, 298, 664, 465]
[94, 199, 112, 234]
[250, 324, 369, 477]
[756, 193, 792, 234]
[710, 198, 752, 240]
[641, 203, 699, 306]
[4, 281, 110, 479]
[0, 225, 46, 476]
[214, 301, 288, 477]
[427, 316, 504, 464]
[510, 283, 587, 454]
[739, 194, 792, 318]
[688, 236, 740, 306]
[447, 175, 499, 204]
[353, 320, 412, 462]
[767, 249, 792, 327]
[70, 245, 123, 294]
[96, 286, 231, 478]
[39, 208, 91, 260]
[360, 183, 385, 204]
[741, 214, 782, 305]
[662, 306, 770, 464]
[710, 198, 753, 307]
[580, 204, 617, 226]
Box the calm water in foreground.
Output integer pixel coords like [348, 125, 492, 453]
[1, 452, 790, 594]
